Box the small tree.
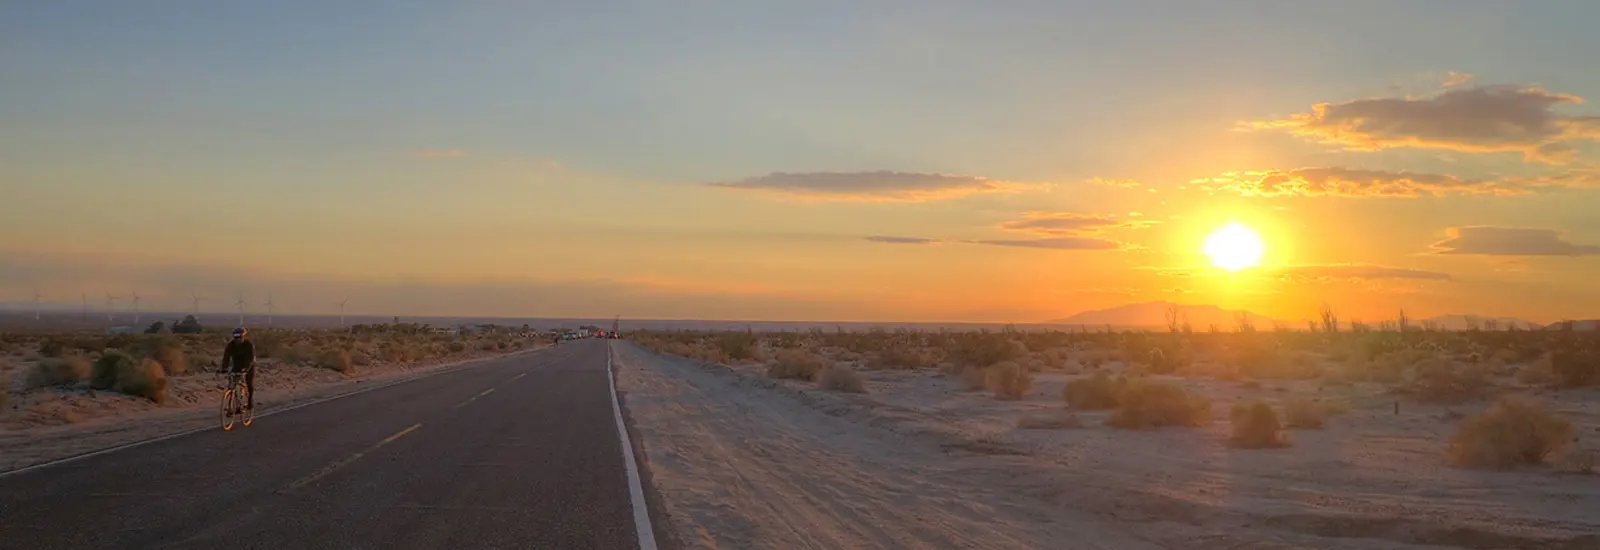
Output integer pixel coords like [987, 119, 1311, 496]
[145, 321, 168, 334]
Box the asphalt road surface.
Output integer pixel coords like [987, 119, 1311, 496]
[0, 339, 649, 550]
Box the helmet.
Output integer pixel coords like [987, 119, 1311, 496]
[232, 327, 248, 339]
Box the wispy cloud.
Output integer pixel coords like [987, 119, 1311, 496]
[864, 235, 941, 245]
[707, 171, 1038, 202]
[1431, 226, 1600, 256]
[1242, 85, 1600, 164]
[1085, 177, 1141, 188]
[1142, 263, 1453, 282]
[968, 237, 1124, 251]
[415, 149, 465, 159]
[997, 212, 1159, 235]
[1442, 71, 1475, 88]
[1192, 167, 1566, 198]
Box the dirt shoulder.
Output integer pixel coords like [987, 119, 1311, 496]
[0, 345, 547, 473]
[617, 342, 1600, 550]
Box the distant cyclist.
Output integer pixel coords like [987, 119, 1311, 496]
[220, 327, 257, 413]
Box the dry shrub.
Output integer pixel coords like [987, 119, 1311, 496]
[1551, 348, 1598, 388]
[817, 366, 867, 393]
[91, 350, 134, 390]
[1283, 398, 1326, 429]
[448, 341, 467, 353]
[27, 356, 91, 388]
[1063, 371, 1127, 410]
[318, 348, 355, 374]
[870, 346, 936, 370]
[985, 361, 1032, 400]
[151, 344, 189, 376]
[1410, 359, 1493, 403]
[1229, 401, 1289, 448]
[1017, 410, 1083, 429]
[1106, 380, 1211, 430]
[122, 359, 169, 404]
[1516, 355, 1558, 386]
[767, 349, 830, 381]
[1448, 397, 1574, 470]
[960, 365, 988, 391]
[280, 342, 319, 365]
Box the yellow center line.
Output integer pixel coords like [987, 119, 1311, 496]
[282, 423, 422, 493]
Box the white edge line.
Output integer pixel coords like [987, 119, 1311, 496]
[0, 346, 551, 480]
[607, 342, 659, 550]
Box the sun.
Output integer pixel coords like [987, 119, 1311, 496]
[1203, 222, 1264, 271]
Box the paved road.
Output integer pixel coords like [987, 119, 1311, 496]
[0, 339, 647, 550]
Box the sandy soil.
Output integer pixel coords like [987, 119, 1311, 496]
[0, 345, 546, 472]
[615, 343, 1600, 550]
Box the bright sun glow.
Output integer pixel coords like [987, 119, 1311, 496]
[1203, 222, 1264, 271]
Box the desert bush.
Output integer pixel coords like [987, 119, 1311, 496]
[960, 365, 988, 391]
[1551, 348, 1598, 388]
[449, 341, 466, 353]
[1229, 401, 1289, 448]
[38, 338, 67, 358]
[817, 365, 867, 393]
[1283, 398, 1326, 429]
[1107, 380, 1211, 429]
[91, 350, 135, 390]
[985, 361, 1032, 400]
[318, 348, 355, 374]
[1017, 411, 1083, 429]
[151, 344, 189, 376]
[716, 332, 760, 362]
[1063, 371, 1127, 410]
[945, 334, 1024, 368]
[280, 342, 319, 365]
[1409, 359, 1493, 403]
[767, 349, 830, 381]
[1449, 397, 1573, 470]
[27, 357, 91, 388]
[869, 346, 935, 370]
[121, 359, 169, 404]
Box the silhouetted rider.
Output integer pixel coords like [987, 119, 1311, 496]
[221, 327, 257, 412]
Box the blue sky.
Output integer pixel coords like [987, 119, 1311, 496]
[3, 1, 1599, 323]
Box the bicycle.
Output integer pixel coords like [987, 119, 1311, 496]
[218, 365, 255, 431]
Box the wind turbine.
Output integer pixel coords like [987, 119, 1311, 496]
[233, 291, 246, 327]
[81, 292, 88, 322]
[32, 287, 42, 320]
[129, 289, 142, 325]
[104, 292, 120, 322]
[336, 298, 349, 328]
[263, 293, 275, 327]
[190, 292, 205, 317]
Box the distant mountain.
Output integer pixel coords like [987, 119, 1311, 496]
[1417, 314, 1541, 331]
[1045, 301, 1282, 330]
[1544, 319, 1600, 331]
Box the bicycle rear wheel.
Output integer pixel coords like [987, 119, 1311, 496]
[240, 384, 254, 427]
[220, 388, 237, 431]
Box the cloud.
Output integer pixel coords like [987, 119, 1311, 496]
[1244, 85, 1600, 163]
[968, 237, 1123, 251]
[1142, 263, 1452, 282]
[1442, 71, 1475, 88]
[707, 171, 1036, 202]
[1271, 264, 1452, 282]
[1431, 226, 1600, 256]
[998, 212, 1159, 235]
[864, 235, 941, 245]
[1086, 177, 1141, 188]
[1193, 167, 1543, 198]
[415, 149, 465, 159]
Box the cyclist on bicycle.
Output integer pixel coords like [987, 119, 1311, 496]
[220, 327, 257, 413]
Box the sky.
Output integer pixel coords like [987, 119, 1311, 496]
[3, 1, 1600, 324]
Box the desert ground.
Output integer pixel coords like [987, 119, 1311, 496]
[620, 324, 1600, 550]
[0, 322, 544, 471]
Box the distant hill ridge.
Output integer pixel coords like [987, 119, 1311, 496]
[1044, 301, 1570, 331]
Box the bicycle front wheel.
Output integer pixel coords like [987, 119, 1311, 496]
[220, 389, 237, 431]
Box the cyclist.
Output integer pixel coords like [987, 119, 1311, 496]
[220, 327, 257, 413]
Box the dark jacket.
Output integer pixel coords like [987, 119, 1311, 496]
[223, 339, 255, 371]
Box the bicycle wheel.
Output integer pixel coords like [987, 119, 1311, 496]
[220, 388, 237, 431]
[240, 383, 254, 427]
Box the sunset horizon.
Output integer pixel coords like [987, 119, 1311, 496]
[5, 2, 1599, 326]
